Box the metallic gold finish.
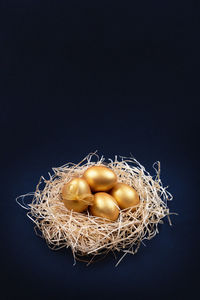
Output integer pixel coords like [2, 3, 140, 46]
[90, 192, 119, 221]
[83, 166, 117, 192]
[61, 178, 93, 212]
[110, 183, 140, 210]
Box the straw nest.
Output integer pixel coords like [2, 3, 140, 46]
[17, 153, 173, 266]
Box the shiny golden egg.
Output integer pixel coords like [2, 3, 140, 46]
[61, 178, 93, 212]
[90, 192, 119, 221]
[110, 183, 140, 210]
[83, 166, 117, 192]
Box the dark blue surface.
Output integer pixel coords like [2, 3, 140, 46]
[1, 1, 199, 300]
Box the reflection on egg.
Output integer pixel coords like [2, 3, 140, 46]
[61, 178, 93, 212]
[110, 183, 140, 210]
[90, 192, 119, 221]
[83, 166, 117, 192]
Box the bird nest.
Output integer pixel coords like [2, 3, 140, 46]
[17, 153, 173, 266]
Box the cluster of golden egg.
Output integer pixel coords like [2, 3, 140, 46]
[61, 166, 140, 221]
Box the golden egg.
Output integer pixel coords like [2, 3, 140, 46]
[61, 178, 93, 212]
[110, 183, 140, 210]
[83, 166, 117, 192]
[90, 192, 119, 221]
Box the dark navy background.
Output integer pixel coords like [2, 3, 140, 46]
[1, 1, 199, 300]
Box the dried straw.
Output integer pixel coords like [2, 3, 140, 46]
[17, 153, 173, 266]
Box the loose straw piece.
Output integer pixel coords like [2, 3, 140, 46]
[17, 153, 173, 265]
